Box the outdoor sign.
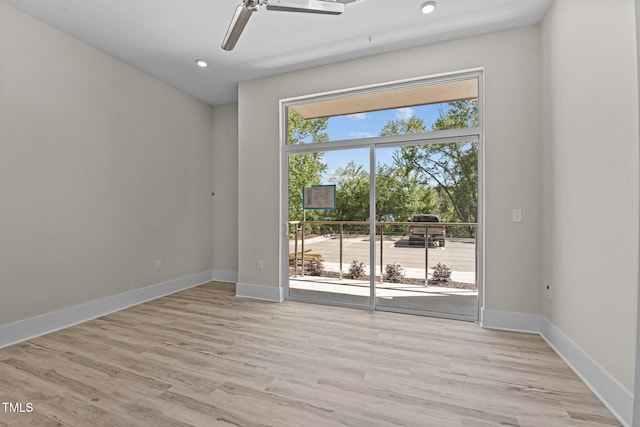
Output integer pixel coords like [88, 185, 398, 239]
[303, 185, 336, 210]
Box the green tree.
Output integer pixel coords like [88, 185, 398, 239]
[433, 100, 478, 129]
[385, 100, 478, 225]
[329, 161, 369, 221]
[327, 161, 440, 226]
[288, 109, 330, 146]
[287, 110, 329, 221]
[379, 116, 426, 136]
[375, 163, 437, 222]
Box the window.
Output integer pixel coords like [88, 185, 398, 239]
[286, 77, 478, 145]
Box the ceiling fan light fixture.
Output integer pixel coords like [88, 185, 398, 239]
[221, 4, 256, 51]
[265, 0, 344, 15]
[420, 1, 436, 14]
[221, 0, 355, 51]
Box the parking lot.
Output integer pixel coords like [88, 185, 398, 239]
[290, 234, 476, 283]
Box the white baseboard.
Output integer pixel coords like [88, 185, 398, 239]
[0, 279, 630, 426]
[480, 310, 630, 426]
[480, 308, 541, 333]
[0, 270, 214, 349]
[236, 282, 283, 302]
[540, 318, 632, 427]
[212, 269, 238, 283]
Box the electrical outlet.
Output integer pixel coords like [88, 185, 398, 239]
[256, 260, 264, 270]
[155, 259, 162, 270]
[546, 284, 552, 301]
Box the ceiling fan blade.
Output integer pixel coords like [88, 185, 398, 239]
[221, 5, 255, 51]
[265, 0, 344, 15]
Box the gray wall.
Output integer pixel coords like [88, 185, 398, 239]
[212, 104, 239, 281]
[541, 0, 638, 392]
[0, 3, 214, 326]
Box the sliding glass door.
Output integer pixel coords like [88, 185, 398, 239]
[374, 142, 478, 320]
[285, 137, 479, 320]
[282, 72, 482, 320]
[287, 147, 372, 308]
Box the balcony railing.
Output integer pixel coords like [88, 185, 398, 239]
[289, 221, 477, 286]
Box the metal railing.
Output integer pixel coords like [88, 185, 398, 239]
[289, 220, 477, 286]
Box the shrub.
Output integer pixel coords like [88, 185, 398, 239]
[384, 263, 405, 283]
[431, 262, 452, 282]
[347, 260, 366, 279]
[304, 258, 325, 276]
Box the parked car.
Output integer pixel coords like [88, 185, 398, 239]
[409, 214, 446, 247]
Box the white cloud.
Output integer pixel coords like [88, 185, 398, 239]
[395, 107, 414, 120]
[348, 131, 376, 139]
[346, 112, 368, 121]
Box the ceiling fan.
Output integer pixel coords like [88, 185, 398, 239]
[222, 0, 359, 51]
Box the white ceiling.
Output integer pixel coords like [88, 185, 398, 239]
[2, 0, 551, 106]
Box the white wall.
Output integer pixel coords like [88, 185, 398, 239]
[212, 104, 239, 282]
[238, 26, 543, 311]
[541, 0, 638, 395]
[0, 3, 214, 326]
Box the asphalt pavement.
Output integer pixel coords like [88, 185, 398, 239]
[289, 235, 476, 283]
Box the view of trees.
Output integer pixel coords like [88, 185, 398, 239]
[388, 100, 478, 224]
[287, 100, 478, 227]
[287, 110, 328, 222]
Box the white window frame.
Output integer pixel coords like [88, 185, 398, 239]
[279, 69, 485, 320]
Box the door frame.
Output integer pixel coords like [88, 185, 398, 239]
[280, 70, 484, 319]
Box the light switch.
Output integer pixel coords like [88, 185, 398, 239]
[512, 209, 522, 223]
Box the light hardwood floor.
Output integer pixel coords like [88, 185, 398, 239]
[0, 282, 621, 426]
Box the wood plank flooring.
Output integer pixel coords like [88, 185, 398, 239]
[0, 282, 621, 426]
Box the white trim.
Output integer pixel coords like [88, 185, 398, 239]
[480, 311, 631, 426]
[0, 270, 214, 349]
[480, 308, 540, 333]
[476, 73, 485, 316]
[212, 269, 238, 283]
[369, 144, 376, 310]
[634, 3, 640, 426]
[283, 127, 481, 154]
[281, 68, 484, 108]
[540, 318, 632, 427]
[236, 283, 284, 302]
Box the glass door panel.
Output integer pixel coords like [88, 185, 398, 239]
[374, 142, 478, 320]
[288, 148, 371, 307]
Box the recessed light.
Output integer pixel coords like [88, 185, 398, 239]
[420, 1, 436, 14]
[195, 59, 208, 68]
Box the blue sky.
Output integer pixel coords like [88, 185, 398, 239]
[326, 104, 445, 141]
[320, 104, 448, 182]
